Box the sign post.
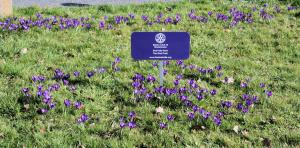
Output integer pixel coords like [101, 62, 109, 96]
[0, 0, 13, 17]
[158, 61, 164, 86]
[131, 32, 190, 86]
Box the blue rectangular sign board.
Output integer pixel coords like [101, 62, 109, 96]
[131, 32, 190, 60]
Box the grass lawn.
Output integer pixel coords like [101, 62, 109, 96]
[0, 1, 299, 147]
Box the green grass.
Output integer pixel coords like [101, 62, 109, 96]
[0, 1, 300, 147]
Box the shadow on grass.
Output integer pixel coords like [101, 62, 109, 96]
[61, 3, 90, 7]
[68, 79, 90, 86]
[113, 95, 136, 107]
[90, 128, 121, 139]
[183, 73, 222, 88]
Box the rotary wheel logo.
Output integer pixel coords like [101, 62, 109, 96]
[155, 33, 166, 43]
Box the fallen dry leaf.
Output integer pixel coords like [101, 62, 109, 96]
[40, 128, 46, 134]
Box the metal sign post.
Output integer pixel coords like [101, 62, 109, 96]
[158, 61, 164, 86]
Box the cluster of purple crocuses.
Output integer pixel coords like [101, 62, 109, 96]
[128, 60, 273, 127]
[119, 111, 137, 129]
[1, 4, 298, 31]
[21, 58, 273, 128]
[21, 58, 120, 123]
[159, 114, 175, 129]
[141, 13, 181, 26]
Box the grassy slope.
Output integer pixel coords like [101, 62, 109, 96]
[0, 1, 300, 147]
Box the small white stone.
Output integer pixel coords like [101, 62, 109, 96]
[21, 48, 28, 54]
[156, 107, 164, 113]
[233, 125, 239, 133]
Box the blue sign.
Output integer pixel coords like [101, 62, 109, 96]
[131, 32, 190, 60]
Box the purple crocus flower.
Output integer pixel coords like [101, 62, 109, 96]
[176, 74, 183, 80]
[38, 108, 48, 114]
[174, 79, 179, 86]
[63, 80, 69, 85]
[236, 103, 243, 110]
[245, 99, 253, 106]
[147, 75, 156, 83]
[216, 13, 229, 21]
[215, 65, 222, 71]
[43, 91, 52, 104]
[274, 6, 281, 13]
[192, 105, 199, 112]
[202, 111, 211, 119]
[208, 11, 213, 16]
[128, 13, 135, 19]
[64, 99, 71, 107]
[74, 101, 83, 109]
[107, 24, 113, 29]
[97, 67, 106, 73]
[242, 94, 250, 100]
[287, 6, 297, 11]
[188, 79, 195, 85]
[210, 89, 217, 95]
[87, 71, 94, 78]
[152, 61, 158, 67]
[63, 74, 70, 80]
[114, 57, 121, 63]
[180, 95, 188, 101]
[37, 85, 43, 97]
[159, 122, 168, 129]
[242, 107, 249, 113]
[240, 82, 247, 88]
[32, 75, 45, 83]
[266, 91, 273, 97]
[38, 76, 46, 82]
[184, 100, 193, 107]
[69, 85, 76, 92]
[164, 17, 173, 24]
[217, 112, 224, 117]
[259, 9, 273, 20]
[167, 114, 175, 121]
[179, 87, 187, 94]
[128, 111, 136, 119]
[54, 68, 64, 79]
[213, 116, 222, 126]
[51, 83, 60, 91]
[120, 121, 126, 128]
[252, 96, 258, 102]
[188, 112, 195, 120]
[163, 60, 170, 66]
[22, 88, 30, 96]
[260, 83, 265, 88]
[145, 93, 153, 100]
[77, 114, 89, 123]
[128, 121, 136, 129]
[73, 71, 80, 77]
[163, 70, 168, 76]
[197, 94, 204, 101]
[141, 15, 148, 22]
[99, 21, 105, 29]
[49, 102, 56, 109]
[221, 101, 232, 108]
[188, 64, 196, 70]
[132, 81, 141, 88]
[176, 60, 183, 66]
